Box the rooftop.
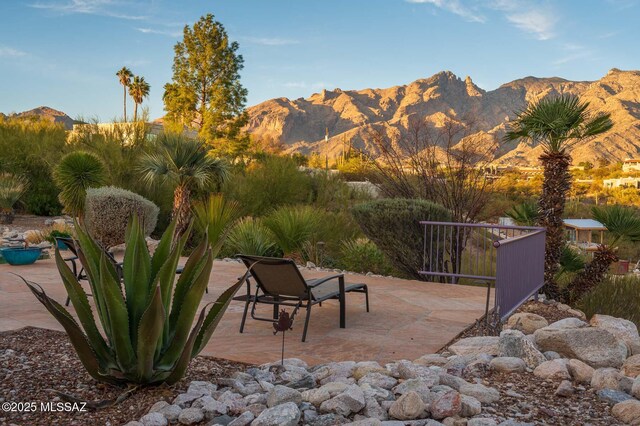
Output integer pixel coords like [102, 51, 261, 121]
[563, 218, 606, 231]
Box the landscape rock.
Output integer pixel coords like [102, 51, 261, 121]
[459, 395, 482, 417]
[611, 399, 640, 424]
[358, 372, 398, 390]
[148, 401, 169, 413]
[498, 329, 546, 368]
[392, 378, 432, 403]
[566, 359, 595, 384]
[543, 351, 561, 360]
[251, 402, 301, 426]
[622, 354, 640, 378]
[414, 354, 450, 367]
[596, 389, 633, 405]
[458, 383, 500, 404]
[320, 384, 366, 416]
[467, 419, 498, 426]
[554, 380, 574, 397]
[266, 385, 302, 408]
[590, 314, 640, 354]
[505, 313, 548, 334]
[302, 388, 332, 406]
[633, 377, 640, 399]
[363, 396, 388, 421]
[430, 390, 461, 420]
[202, 399, 229, 418]
[188, 380, 217, 396]
[544, 318, 588, 329]
[158, 404, 181, 423]
[534, 326, 627, 368]
[140, 412, 168, 426]
[489, 357, 526, 373]
[591, 368, 622, 391]
[449, 337, 499, 357]
[389, 391, 427, 420]
[532, 359, 570, 381]
[178, 407, 204, 425]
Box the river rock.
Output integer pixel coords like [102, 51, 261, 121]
[389, 391, 427, 420]
[611, 399, 640, 424]
[534, 326, 627, 368]
[591, 368, 622, 391]
[566, 359, 595, 384]
[490, 357, 526, 373]
[533, 360, 570, 381]
[251, 402, 301, 426]
[597, 389, 633, 405]
[545, 318, 588, 330]
[621, 354, 640, 378]
[449, 337, 499, 357]
[506, 313, 548, 334]
[554, 380, 574, 397]
[590, 314, 640, 355]
[458, 383, 499, 404]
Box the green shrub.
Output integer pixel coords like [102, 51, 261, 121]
[54, 151, 107, 216]
[308, 172, 373, 212]
[0, 173, 28, 210]
[578, 275, 640, 328]
[193, 194, 240, 258]
[225, 217, 278, 256]
[22, 216, 244, 385]
[264, 205, 323, 259]
[351, 198, 451, 280]
[224, 156, 311, 216]
[85, 186, 159, 248]
[339, 238, 394, 275]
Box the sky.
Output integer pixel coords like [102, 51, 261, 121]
[0, 0, 639, 121]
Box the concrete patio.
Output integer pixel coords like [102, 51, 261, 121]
[0, 258, 491, 365]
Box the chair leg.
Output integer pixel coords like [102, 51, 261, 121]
[239, 298, 250, 333]
[339, 277, 346, 328]
[302, 304, 312, 342]
[273, 296, 280, 319]
[364, 286, 370, 312]
[65, 296, 71, 307]
[205, 287, 209, 294]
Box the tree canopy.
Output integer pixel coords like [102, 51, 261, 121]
[163, 14, 248, 147]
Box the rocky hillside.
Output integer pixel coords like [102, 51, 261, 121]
[0, 106, 78, 130]
[245, 69, 640, 165]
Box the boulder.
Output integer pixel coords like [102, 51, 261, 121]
[430, 390, 461, 420]
[544, 318, 588, 329]
[533, 326, 627, 368]
[505, 313, 548, 334]
[591, 368, 622, 391]
[498, 330, 546, 368]
[449, 337, 499, 357]
[389, 391, 427, 420]
[622, 354, 640, 378]
[566, 359, 595, 384]
[611, 400, 640, 425]
[590, 314, 640, 355]
[251, 402, 301, 426]
[489, 357, 526, 373]
[532, 360, 570, 381]
[458, 383, 499, 404]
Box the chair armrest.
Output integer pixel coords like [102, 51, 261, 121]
[307, 274, 344, 288]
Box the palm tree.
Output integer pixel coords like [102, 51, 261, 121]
[506, 200, 540, 226]
[504, 95, 613, 300]
[129, 75, 150, 122]
[565, 205, 640, 303]
[139, 134, 229, 235]
[116, 67, 133, 122]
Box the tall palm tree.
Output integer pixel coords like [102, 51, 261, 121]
[504, 95, 613, 301]
[116, 67, 133, 122]
[138, 134, 229, 235]
[129, 75, 150, 122]
[565, 205, 640, 303]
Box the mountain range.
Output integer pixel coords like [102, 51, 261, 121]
[245, 69, 640, 165]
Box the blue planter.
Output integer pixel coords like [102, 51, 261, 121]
[0, 247, 42, 265]
[56, 240, 69, 250]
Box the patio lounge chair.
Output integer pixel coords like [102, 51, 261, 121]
[236, 254, 370, 342]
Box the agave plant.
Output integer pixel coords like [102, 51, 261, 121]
[22, 216, 243, 385]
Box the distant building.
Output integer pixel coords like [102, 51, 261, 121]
[603, 177, 640, 189]
[622, 159, 640, 172]
[564, 219, 606, 254]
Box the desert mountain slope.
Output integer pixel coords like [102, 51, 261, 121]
[245, 69, 640, 165]
[1, 106, 78, 130]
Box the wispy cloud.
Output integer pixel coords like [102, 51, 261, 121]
[243, 37, 300, 46]
[284, 81, 332, 90]
[407, 0, 485, 23]
[0, 46, 27, 57]
[30, 0, 147, 20]
[136, 27, 182, 38]
[552, 43, 594, 65]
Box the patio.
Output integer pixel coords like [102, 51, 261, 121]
[0, 258, 492, 365]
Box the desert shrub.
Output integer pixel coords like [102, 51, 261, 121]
[193, 194, 241, 258]
[577, 275, 640, 328]
[225, 217, 278, 257]
[338, 238, 394, 275]
[264, 205, 325, 260]
[54, 151, 107, 216]
[84, 186, 159, 248]
[352, 198, 451, 280]
[308, 172, 373, 212]
[224, 156, 311, 216]
[0, 173, 28, 223]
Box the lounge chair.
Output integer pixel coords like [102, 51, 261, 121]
[236, 254, 370, 342]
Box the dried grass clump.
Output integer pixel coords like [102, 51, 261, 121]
[84, 186, 158, 248]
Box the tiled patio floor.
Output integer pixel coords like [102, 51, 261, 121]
[0, 258, 491, 365]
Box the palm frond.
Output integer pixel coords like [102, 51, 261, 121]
[592, 205, 640, 246]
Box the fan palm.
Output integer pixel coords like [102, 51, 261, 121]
[506, 200, 540, 226]
[116, 67, 133, 122]
[504, 95, 612, 300]
[53, 152, 107, 217]
[565, 205, 640, 303]
[192, 194, 240, 258]
[139, 134, 229, 235]
[129, 75, 150, 122]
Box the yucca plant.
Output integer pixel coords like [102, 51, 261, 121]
[54, 151, 106, 217]
[22, 215, 243, 385]
[0, 173, 28, 224]
[193, 194, 240, 258]
[226, 217, 277, 257]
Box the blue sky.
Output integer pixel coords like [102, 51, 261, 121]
[0, 0, 638, 120]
